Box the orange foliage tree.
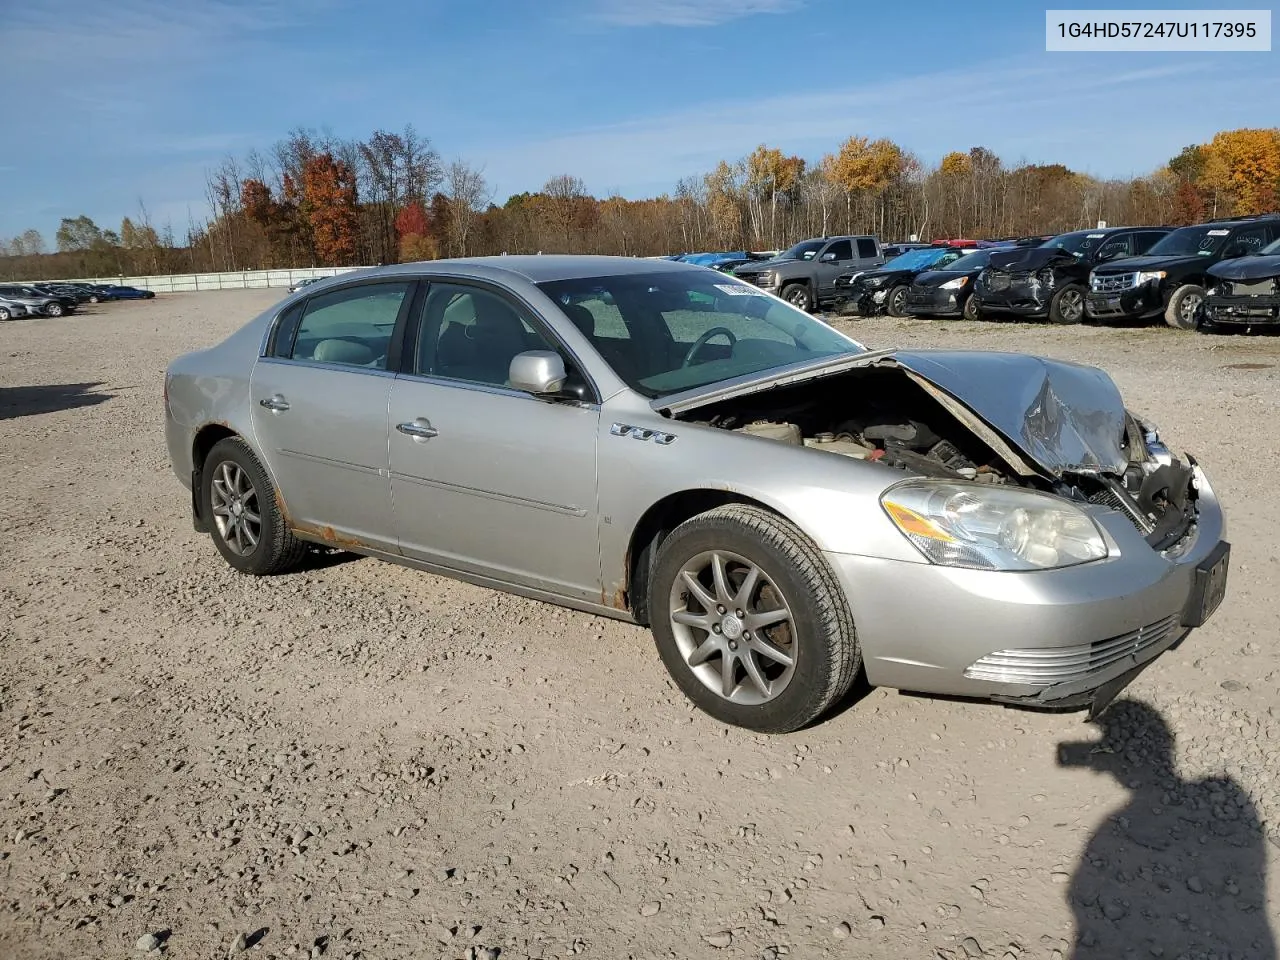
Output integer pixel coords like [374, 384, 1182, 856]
[302, 153, 359, 265]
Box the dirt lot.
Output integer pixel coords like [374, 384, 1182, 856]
[2, 291, 1278, 960]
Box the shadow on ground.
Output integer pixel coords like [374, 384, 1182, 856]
[0, 382, 112, 420]
[1058, 698, 1276, 959]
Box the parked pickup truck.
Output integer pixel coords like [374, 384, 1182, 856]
[732, 235, 883, 311]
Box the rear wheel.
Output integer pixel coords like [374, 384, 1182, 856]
[0, 307, 10, 321]
[886, 285, 909, 317]
[44, 302, 64, 317]
[202, 437, 307, 576]
[88, 295, 100, 303]
[1048, 284, 1085, 324]
[1164, 284, 1205, 330]
[961, 293, 981, 321]
[650, 504, 860, 733]
[781, 283, 811, 311]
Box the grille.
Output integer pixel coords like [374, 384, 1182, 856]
[1088, 482, 1153, 534]
[964, 615, 1180, 686]
[1223, 279, 1278, 297]
[986, 271, 1011, 291]
[1091, 273, 1137, 294]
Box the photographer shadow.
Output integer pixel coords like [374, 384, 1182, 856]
[1059, 698, 1275, 959]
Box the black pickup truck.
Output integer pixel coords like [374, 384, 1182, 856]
[1086, 215, 1280, 329]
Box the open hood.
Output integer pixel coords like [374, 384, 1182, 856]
[655, 349, 1129, 477]
[1208, 254, 1280, 282]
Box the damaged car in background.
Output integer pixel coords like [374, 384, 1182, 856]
[164, 256, 1229, 733]
[973, 227, 1170, 324]
[833, 245, 977, 317]
[1201, 235, 1280, 329]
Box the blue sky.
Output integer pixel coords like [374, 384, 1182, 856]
[2, 0, 1277, 244]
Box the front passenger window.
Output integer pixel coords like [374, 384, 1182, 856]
[417, 284, 557, 388]
[289, 282, 411, 369]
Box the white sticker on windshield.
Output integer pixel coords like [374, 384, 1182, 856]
[1207, 229, 1231, 236]
[1086, 233, 1105, 239]
[714, 283, 766, 296]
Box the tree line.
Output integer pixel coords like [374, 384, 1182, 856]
[3, 125, 1278, 282]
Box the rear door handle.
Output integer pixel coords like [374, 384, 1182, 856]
[259, 394, 290, 412]
[396, 418, 438, 441]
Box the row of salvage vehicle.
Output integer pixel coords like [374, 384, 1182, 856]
[735, 213, 1280, 332]
[0, 281, 155, 320]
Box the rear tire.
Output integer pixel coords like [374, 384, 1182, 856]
[202, 437, 308, 576]
[0, 307, 10, 321]
[44, 302, 64, 317]
[649, 504, 860, 733]
[961, 293, 980, 321]
[781, 283, 811, 312]
[1164, 284, 1205, 330]
[1047, 284, 1085, 324]
[886, 285, 909, 317]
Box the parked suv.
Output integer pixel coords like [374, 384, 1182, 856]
[1086, 215, 1280, 329]
[732, 235, 883, 311]
[973, 227, 1170, 324]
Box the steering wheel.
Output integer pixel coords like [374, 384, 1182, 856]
[682, 326, 738, 367]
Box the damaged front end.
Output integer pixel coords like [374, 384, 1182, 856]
[974, 248, 1075, 317]
[1204, 256, 1280, 326]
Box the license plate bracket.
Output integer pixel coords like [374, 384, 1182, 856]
[1182, 540, 1230, 628]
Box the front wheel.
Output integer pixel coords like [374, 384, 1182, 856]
[44, 302, 64, 317]
[780, 283, 811, 312]
[1048, 284, 1085, 324]
[1164, 284, 1205, 330]
[885, 285, 909, 317]
[649, 504, 860, 733]
[961, 293, 981, 322]
[88, 295, 100, 303]
[202, 437, 308, 576]
[0, 307, 10, 321]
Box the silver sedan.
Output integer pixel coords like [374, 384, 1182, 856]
[164, 256, 1229, 732]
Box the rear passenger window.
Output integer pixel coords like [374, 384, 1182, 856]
[288, 282, 410, 369]
[856, 238, 878, 259]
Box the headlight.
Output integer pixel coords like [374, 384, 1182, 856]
[881, 480, 1107, 571]
[863, 275, 887, 287]
[760, 271, 778, 285]
[1135, 270, 1166, 284]
[940, 276, 969, 290]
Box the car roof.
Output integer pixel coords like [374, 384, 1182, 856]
[358, 254, 712, 285]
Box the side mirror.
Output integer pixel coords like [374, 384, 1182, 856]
[509, 350, 567, 395]
[820, 251, 838, 262]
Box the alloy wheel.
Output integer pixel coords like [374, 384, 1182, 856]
[210, 460, 262, 556]
[668, 550, 797, 705]
[1180, 293, 1203, 325]
[1060, 289, 1083, 322]
[787, 288, 809, 308]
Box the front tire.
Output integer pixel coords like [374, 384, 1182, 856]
[202, 437, 307, 576]
[781, 282, 811, 312]
[961, 293, 980, 322]
[1047, 284, 1085, 324]
[0, 307, 10, 321]
[1164, 284, 1205, 330]
[649, 504, 860, 733]
[886, 285, 909, 317]
[88, 295, 100, 303]
[44, 302, 64, 317]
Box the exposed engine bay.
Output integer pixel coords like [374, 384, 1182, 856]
[680, 365, 1198, 552]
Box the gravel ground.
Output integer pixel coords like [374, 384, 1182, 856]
[1, 290, 1278, 960]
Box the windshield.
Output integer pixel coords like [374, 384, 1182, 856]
[1040, 231, 1108, 258]
[935, 251, 990, 272]
[1258, 237, 1280, 255]
[882, 247, 953, 271]
[776, 240, 826, 261]
[1145, 225, 1229, 257]
[538, 271, 862, 398]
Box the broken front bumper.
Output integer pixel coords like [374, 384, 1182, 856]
[904, 286, 964, 317]
[824, 465, 1227, 710]
[1203, 294, 1280, 324]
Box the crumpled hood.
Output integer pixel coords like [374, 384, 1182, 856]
[887, 351, 1128, 476]
[1208, 255, 1280, 282]
[986, 246, 1074, 273]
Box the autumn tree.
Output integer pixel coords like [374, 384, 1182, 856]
[443, 160, 489, 256]
[1199, 128, 1280, 216]
[394, 199, 438, 261]
[302, 153, 360, 265]
[745, 145, 805, 247]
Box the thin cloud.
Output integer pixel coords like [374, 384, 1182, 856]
[591, 0, 803, 28]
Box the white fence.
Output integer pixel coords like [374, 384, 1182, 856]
[59, 266, 377, 294]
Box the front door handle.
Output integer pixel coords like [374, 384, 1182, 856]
[259, 394, 290, 412]
[396, 418, 438, 442]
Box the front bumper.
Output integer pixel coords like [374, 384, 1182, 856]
[1085, 282, 1163, 320]
[1203, 294, 1280, 325]
[825, 465, 1226, 709]
[972, 282, 1048, 317]
[904, 286, 964, 316]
